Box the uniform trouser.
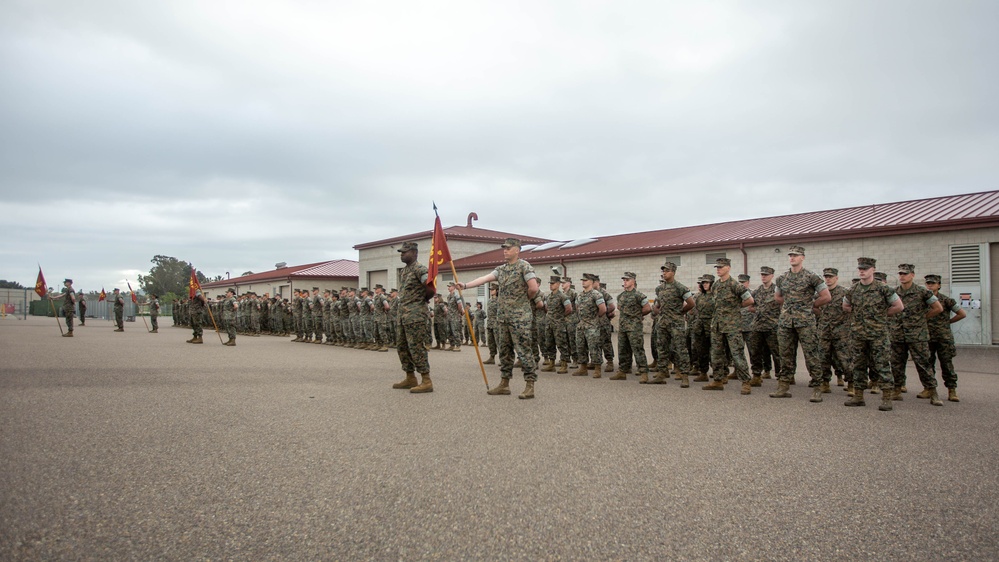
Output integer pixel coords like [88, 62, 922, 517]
[543, 318, 570, 361]
[564, 320, 580, 363]
[474, 322, 484, 344]
[397, 320, 430, 375]
[928, 338, 958, 389]
[114, 309, 124, 329]
[253, 314, 262, 334]
[778, 324, 823, 387]
[293, 314, 303, 337]
[79, 309, 86, 325]
[530, 319, 541, 361]
[710, 328, 749, 381]
[891, 340, 936, 389]
[576, 323, 602, 366]
[64, 310, 74, 332]
[191, 312, 203, 337]
[690, 321, 711, 374]
[150, 315, 158, 331]
[363, 317, 375, 343]
[499, 320, 537, 381]
[749, 330, 780, 376]
[486, 326, 498, 356]
[448, 317, 463, 346]
[655, 321, 690, 374]
[314, 313, 324, 337]
[851, 335, 892, 390]
[600, 320, 614, 362]
[224, 317, 236, 340]
[650, 321, 660, 362]
[349, 316, 361, 342]
[375, 320, 391, 346]
[618, 326, 649, 373]
[434, 322, 447, 346]
[819, 333, 852, 383]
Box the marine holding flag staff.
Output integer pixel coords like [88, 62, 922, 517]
[456, 238, 541, 400]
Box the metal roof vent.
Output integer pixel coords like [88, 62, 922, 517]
[560, 238, 598, 249]
[275, 262, 287, 269]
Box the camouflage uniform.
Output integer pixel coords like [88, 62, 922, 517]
[927, 290, 961, 390]
[690, 287, 714, 375]
[598, 283, 615, 364]
[149, 296, 160, 331]
[890, 278, 939, 390]
[396, 259, 431, 375]
[654, 278, 693, 376]
[818, 282, 853, 384]
[446, 288, 464, 348]
[222, 294, 237, 341]
[576, 286, 605, 367]
[544, 284, 571, 363]
[59, 285, 77, 333]
[845, 274, 900, 391]
[562, 283, 580, 365]
[373, 289, 391, 348]
[709, 276, 752, 382]
[188, 293, 205, 338]
[491, 258, 539, 381]
[360, 291, 375, 346]
[433, 298, 448, 347]
[486, 290, 499, 357]
[617, 283, 650, 374]
[750, 281, 781, 377]
[113, 291, 125, 330]
[292, 293, 303, 339]
[774, 267, 827, 387]
[472, 306, 486, 345]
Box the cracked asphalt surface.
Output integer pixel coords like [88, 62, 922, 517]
[2, 316, 998, 560]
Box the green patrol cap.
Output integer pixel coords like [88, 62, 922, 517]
[398, 241, 418, 252]
[823, 268, 838, 276]
[924, 274, 942, 283]
[660, 262, 677, 272]
[737, 274, 750, 282]
[857, 257, 876, 269]
[788, 245, 805, 255]
[501, 238, 521, 248]
[898, 264, 915, 274]
[622, 271, 637, 280]
[549, 275, 561, 284]
[701, 274, 715, 282]
[713, 258, 731, 268]
[760, 266, 775, 275]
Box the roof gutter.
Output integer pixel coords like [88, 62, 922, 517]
[740, 242, 748, 275]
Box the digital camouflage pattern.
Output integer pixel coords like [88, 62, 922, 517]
[490, 259, 539, 380]
[890, 284, 938, 343]
[928, 293, 961, 388]
[575, 288, 604, 366]
[817, 284, 852, 383]
[543, 288, 570, 362]
[710, 277, 751, 334]
[396, 261, 430, 374]
[845, 282, 899, 340]
[775, 269, 826, 328]
[617, 288, 650, 373]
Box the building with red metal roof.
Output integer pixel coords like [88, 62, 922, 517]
[201, 259, 359, 299]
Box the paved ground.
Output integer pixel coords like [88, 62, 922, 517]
[2, 316, 998, 561]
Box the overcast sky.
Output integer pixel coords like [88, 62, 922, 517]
[2, 0, 997, 292]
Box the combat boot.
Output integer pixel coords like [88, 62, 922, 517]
[63, 331, 73, 337]
[929, 389, 943, 406]
[680, 373, 690, 388]
[900, 386, 908, 393]
[762, 370, 772, 379]
[313, 339, 323, 345]
[151, 329, 158, 334]
[638, 373, 649, 384]
[484, 355, 496, 365]
[487, 378, 511, 395]
[846, 381, 854, 395]
[591, 364, 602, 379]
[749, 376, 763, 387]
[917, 388, 933, 399]
[556, 360, 568, 374]
[693, 372, 709, 382]
[378, 345, 389, 352]
[891, 388, 903, 401]
[726, 372, 739, 381]
[571, 363, 588, 376]
[869, 385, 880, 394]
[820, 382, 831, 393]
[193, 336, 203, 344]
[741, 381, 752, 395]
[224, 338, 236, 347]
[809, 387, 823, 403]
[648, 373, 668, 385]
[836, 375, 844, 386]
[410, 373, 434, 394]
[609, 371, 628, 380]
[186, 336, 197, 343]
[451, 346, 461, 352]
[702, 379, 725, 391]
[769, 381, 792, 398]
[540, 361, 556, 373]
[845, 388, 865, 407]
[948, 388, 960, 402]
[673, 370, 683, 380]
[433, 343, 442, 350]
[879, 390, 894, 411]
[518, 381, 535, 399]
[604, 362, 614, 373]
[393, 372, 418, 389]
[649, 359, 657, 369]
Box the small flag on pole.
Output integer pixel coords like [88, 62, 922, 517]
[427, 204, 452, 291]
[189, 266, 201, 298]
[98, 287, 107, 302]
[35, 267, 47, 298]
[127, 281, 138, 303]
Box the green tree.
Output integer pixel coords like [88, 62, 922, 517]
[138, 255, 207, 297]
[0, 280, 26, 289]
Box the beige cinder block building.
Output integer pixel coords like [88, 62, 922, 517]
[201, 260, 359, 300]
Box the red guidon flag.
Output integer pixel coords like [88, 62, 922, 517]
[189, 266, 201, 298]
[34, 267, 47, 298]
[427, 213, 452, 290]
[98, 287, 107, 302]
[127, 282, 138, 303]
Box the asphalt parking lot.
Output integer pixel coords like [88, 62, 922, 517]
[2, 316, 998, 560]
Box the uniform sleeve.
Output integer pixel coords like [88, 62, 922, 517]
[521, 261, 537, 282]
[595, 295, 605, 306]
[922, 287, 939, 306]
[810, 273, 828, 294]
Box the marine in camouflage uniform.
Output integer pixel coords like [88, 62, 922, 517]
[816, 268, 853, 391]
[596, 280, 616, 371]
[615, 271, 652, 382]
[484, 284, 499, 362]
[221, 288, 238, 345]
[149, 293, 160, 333]
[51, 279, 77, 336]
[392, 242, 434, 393]
[924, 274, 966, 402]
[843, 257, 903, 410]
[771, 245, 831, 401]
[749, 266, 781, 383]
[561, 278, 581, 367]
[347, 288, 362, 347]
[689, 277, 715, 379]
[890, 264, 943, 403]
[706, 259, 754, 393]
[472, 302, 486, 346]
[432, 295, 448, 349]
[445, 283, 465, 350]
[571, 273, 607, 377]
[459, 238, 541, 399]
[372, 285, 391, 351]
[541, 276, 571, 373]
[187, 290, 206, 343]
[388, 289, 400, 347]
[112, 288, 125, 331]
[359, 288, 376, 349]
[337, 288, 352, 345]
[653, 262, 695, 385]
[291, 290, 304, 341]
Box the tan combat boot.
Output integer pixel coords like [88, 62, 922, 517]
[809, 387, 823, 403]
[868, 385, 880, 394]
[540, 361, 556, 373]
[929, 389, 943, 406]
[820, 382, 831, 393]
[393, 372, 419, 389]
[571, 363, 589, 376]
[378, 345, 389, 352]
[845, 388, 865, 407]
[917, 388, 933, 399]
[749, 376, 763, 387]
[741, 381, 752, 395]
[648, 373, 668, 385]
[556, 360, 568, 374]
[879, 388, 894, 411]
[224, 338, 236, 347]
[638, 373, 649, 384]
[193, 336, 203, 344]
[846, 381, 854, 395]
[410, 373, 433, 393]
[609, 370, 628, 380]
[891, 388, 903, 401]
[649, 359, 657, 369]
[762, 370, 772, 379]
[151, 329, 158, 334]
[487, 378, 511, 395]
[693, 372, 709, 382]
[680, 373, 690, 388]
[836, 375, 844, 386]
[484, 355, 496, 365]
[702, 379, 725, 390]
[518, 381, 535, 399]
[948, 388, 960, 402]
[604, 362, 614, 373]
[591, 364, 602, 379]
[769, 381, 792, 398]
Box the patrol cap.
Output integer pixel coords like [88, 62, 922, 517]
[549, 275, 562, 284]
[713, 258, 731, 268]
[447, 281, 456, 287]
[500, 238, 521, 248]
[582, 273, 599, 281]
[874, 272, 887, 282]
[924, 274, 942, 284]
[898, 264, 915, 274]
[760, 266, 775, 275]
[312, 287, 319, 291]
[390, 288, 398, 292]
[560, 276, 572, 283]
[375, 284, 384, 290]
[113, 287, 120, 291]
[360, 287, 369, 292]
[823, 268, 839, 276]
[398, 241, 419, 252]
[600, 283, 607, 289]
[489, 283, 499, 290]
[226, 287, 235, 294]
[64, 278, 73, 284]
[622, 271, 637, 280]
[701, 274, 715, 282]
[788, 245, 805, 255]
[592, 274, 601, 281]
[737, 274, 750, 282]
[660, 262, 677, 272]
[857, 257, 876, 269]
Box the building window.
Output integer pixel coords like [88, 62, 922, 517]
[661, 255, 681, 266]
[705, 252, 726, 264]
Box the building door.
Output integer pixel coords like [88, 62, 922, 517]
[991, 243, 999, 344]
[368, 270, 388, 291]
[950, 244, 989, 345]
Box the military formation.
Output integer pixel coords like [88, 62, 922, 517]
[52, 242, 968, 410]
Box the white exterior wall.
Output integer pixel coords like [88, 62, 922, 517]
[358, 238, 506, 291]
[203, 278, 353, 300]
